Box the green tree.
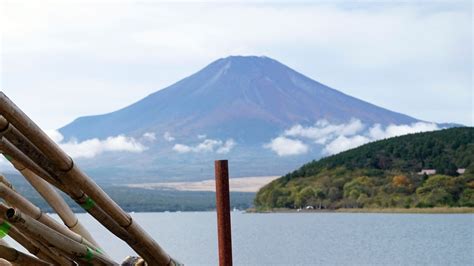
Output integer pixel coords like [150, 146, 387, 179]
[314, 188, 326, 209]
[459, 189, 474, 207]
[343, 176, 373, 199]
[299, 187, 315, 207]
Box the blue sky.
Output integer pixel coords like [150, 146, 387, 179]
[1, 0, 472, 130]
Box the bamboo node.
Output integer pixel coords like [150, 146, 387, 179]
[67, 217, 79, 229]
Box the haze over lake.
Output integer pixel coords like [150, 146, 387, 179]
[7, 212, 470, 265]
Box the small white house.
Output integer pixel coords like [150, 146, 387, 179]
[418, 169, 436, 175]
[457, 168, 466, 174]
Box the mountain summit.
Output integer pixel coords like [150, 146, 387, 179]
[60, 55, 417, 143]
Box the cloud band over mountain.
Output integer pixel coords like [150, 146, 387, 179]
[46, 130, 149, 159]
[173, 138, 236, 154]
[265, 120, 441, 156]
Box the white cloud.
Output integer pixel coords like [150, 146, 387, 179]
[142, 132, 156, 141]
[163, 132, 175, 142]
[264, 136, 309, 156]
[284, 118, 365, 144]
[368, 122, 440, 140]
[267, 119, 441, 156]
[46, 130, 147, 159]
[172, 144, 192, 153]
[323, 135, 371, 155]
[197, 134, 207, 139]
[194, 139, 222, 153]
[322, 121, 440, 155]
[45, 129, 65, 143]
[217, 139, 236, 154]
[172, 138, 236, 154]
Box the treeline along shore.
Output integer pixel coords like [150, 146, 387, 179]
[255, 128, 474, 212]
[7, 175, 255, 213]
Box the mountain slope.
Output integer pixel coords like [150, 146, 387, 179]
[255, 127, 474, 209]
[60, 56, 418, 143]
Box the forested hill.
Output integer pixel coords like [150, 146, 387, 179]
[255, 127, 474, 210]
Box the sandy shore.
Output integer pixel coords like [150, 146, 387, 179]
[126, 176, 280, 192]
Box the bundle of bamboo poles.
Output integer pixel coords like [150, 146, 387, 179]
[0, 92, 181, 265]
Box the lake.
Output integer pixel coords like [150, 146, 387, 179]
[6, 212, 474, 265]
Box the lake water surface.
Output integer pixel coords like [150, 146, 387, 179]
[7, 212, 474, 265]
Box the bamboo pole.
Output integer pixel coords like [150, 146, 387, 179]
[0, 205, 72, 265]
[4, 137, 159, 262]
[0, 219, 58, 265]
[0, 94, 179, 265]
[0, 127, 125, 231]
[0, 219, 37, 256]
[0, 177, 11, 190]
[0, 118, 158, 263]
[0, 137, 65, 190]
[14, 229, 75, 266]
[0, 258, 11, 266]
[0, 244, 51, 265]
[6, 158, 100, 249]
[0, 136, 134, 247]
[11, 230, 70, 265]
[0, 183, 100, 253]
[6, 208, 116, 265]
[0, 117, 60, 179]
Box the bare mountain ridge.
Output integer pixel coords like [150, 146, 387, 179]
[60, 56, 418, 144]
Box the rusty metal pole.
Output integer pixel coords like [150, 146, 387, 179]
[214, 160, 233, 266]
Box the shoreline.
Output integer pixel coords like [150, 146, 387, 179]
[57, 207, 474, 214]
[125, 176, 279, 193]
[247, 207, 474, 214]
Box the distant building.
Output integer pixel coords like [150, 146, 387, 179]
[418, 169, 436, 175]
[417, 168, 466, 175]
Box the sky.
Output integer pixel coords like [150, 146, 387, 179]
[0, 0, 472, 131]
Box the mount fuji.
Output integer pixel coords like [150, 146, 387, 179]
[58, 56, 430, 182]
